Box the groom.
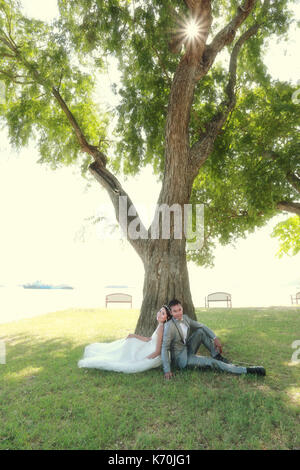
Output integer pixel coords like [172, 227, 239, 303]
[161, 298, 265, 379]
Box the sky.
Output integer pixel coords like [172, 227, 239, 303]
[0, 0, 299, 309]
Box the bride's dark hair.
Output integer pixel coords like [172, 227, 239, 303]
[161, 304, 172, 321]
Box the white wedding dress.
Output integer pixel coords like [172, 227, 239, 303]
[78, 326, 162, 373]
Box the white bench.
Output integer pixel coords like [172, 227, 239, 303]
[205, 292, 232, 308]
[291, 292, 300, 305]
[105, 293, 132, 308]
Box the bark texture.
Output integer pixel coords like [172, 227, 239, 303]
[277, 201, 300, 216]
[50, 0, 262, 334]
[135, 238, 196, 336]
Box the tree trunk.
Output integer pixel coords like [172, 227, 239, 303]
[85, 0, 260, 336]
[135, 237, 196, 336]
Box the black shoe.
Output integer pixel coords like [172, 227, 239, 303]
[246, 366, 266, 376]
[214, 353, 230, 364]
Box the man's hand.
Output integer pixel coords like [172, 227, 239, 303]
[127, 334, 136, 339]
[214, 337, 223, 354]
[164, 372, 174, 380]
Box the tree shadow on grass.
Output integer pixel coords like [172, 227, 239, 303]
[1, 307, 300, 450]
[2, 322, 299, 393]
[195, 308, 300, 413]
[1, 333, 83, 382]
[1, 331, 300, 450]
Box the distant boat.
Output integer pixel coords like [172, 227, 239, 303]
[55, 285, 74, 290]
[105, 285, 129, 289]
[22, 281, 73, 290]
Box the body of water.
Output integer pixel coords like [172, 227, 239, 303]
[0, 286, 136, 324]
[0, 285, 296, 325]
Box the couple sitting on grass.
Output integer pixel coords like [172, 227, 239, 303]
[78, 298, 266, 378]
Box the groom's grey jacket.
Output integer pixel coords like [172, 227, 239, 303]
[161, 315, 216, 374]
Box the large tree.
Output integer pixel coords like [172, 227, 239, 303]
[0, 0, 298, 334]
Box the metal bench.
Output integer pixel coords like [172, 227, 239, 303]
[205, 292, 232, 308]
[105, 292, 132, 308]
[291, 292, 300, 305]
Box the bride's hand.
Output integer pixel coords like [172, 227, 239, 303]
[147, 352, 158, 359]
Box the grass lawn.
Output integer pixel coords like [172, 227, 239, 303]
[0, 306, 299, 450]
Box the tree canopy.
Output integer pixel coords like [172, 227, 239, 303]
[271, 216, 300, 257]
[0, 0, 299, 270]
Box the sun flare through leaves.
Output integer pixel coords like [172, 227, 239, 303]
[172, 12, 212, 54]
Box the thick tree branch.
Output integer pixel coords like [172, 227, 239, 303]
[189, 23, 260, 175]
[209, 0, 257, 50]
[196, 0, 259, 79]
[51, 87, 107, 167]
[165, 1, 263, 187]
[277, 201, 300, 216]
[169, 1, 212, 62]
[287, 172, 300, 194]
[263, 150, 300, 194]
[225, 24, 259, 101]
[2, 38, 109, 170]
[185, 0, 213, 64]
[165, 1, 259, 186]
[50, 87, 149, 261]
[89, 161, 149, 262]
[184, 0, 198, 9]
[164, 2, 214, 192]
[0, 23, 149, 261]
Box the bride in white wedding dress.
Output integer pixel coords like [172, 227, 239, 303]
[78, 305, 171, 373]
